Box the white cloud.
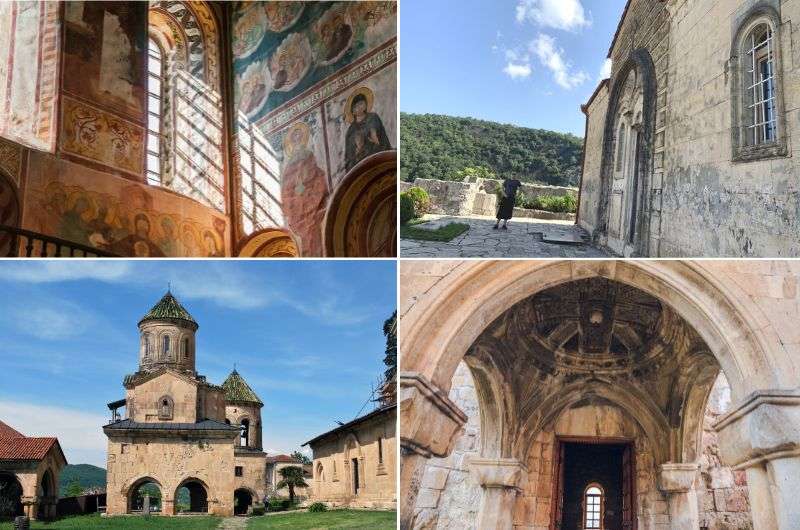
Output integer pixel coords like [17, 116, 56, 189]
[531, 34, 589, 90]
[0, 401, 108, 467]
[504, 62, 533, 79]
[2, 261, 133, 283]
[12, 305, 93, 340]
[599, 58, 612, 80]
[516, 0, 591, 31]
[169, 266, 269, 310]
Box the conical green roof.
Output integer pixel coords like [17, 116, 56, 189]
[222, 370, 263, 406]
[139, 291, 198, 329]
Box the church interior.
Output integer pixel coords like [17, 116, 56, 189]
[0, 1, 397, 258]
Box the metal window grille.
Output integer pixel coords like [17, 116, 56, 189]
[147, 38, 163, 185]
[745, 25, 777, 146]
[585, 486, 602, 529]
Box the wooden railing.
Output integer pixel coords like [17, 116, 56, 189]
[0, 225, 118, 257]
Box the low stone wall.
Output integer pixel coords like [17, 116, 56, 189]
[512, 208, 576, 222]
[465, 177, 577, 200]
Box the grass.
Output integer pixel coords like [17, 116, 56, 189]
[400, 222, 469, 242]
[248, 509, 396, 529]
[0, 513, 220, 529]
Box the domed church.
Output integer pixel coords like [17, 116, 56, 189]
[103, 291, 267, 517]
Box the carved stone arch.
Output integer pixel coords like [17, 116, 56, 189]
[462, 354, 514, 459]
[597, 48, 657, 256]
[236, 228, 300, 257]
[669, 350, 721, 462]
[0, 169, 21, 257]
[323, 151, 396, 257]
[125, 476, 163, 513]
[157, 395, 174, 420]
[343, 432, 362, 459]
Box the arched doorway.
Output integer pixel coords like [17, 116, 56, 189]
[233, 488, 253, 516]
[400, 261, 792, 529]
[236, 228, 299, 257]
[37, 469, 57, 520]
[175, 478, 208, 514]
[0, 171, 20, 257]
[0, 473, 23, 518]
[343, 434, 364, 498]
[127, 478, 162, 514]
[323, 151, 396, 257]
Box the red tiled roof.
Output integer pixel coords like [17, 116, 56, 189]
[265, 454, 300, 464]
[0, 437, 58, 460]
[0, 420, 24, 439]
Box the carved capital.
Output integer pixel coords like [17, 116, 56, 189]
[713, 390, 800, 469]
[469, 458, 526, 490]
[658, 462, 699, 493]
[399, 371, 467, 458]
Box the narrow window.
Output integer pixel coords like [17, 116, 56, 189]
[235, 466, 243, 477]
[746, 25, 777, 146]
[162, 335, 170, 356]
[240, 419, 250, 447]
[147, 37, 163, 185]
[615, 125, 626, 172]
[378, 436, 383, 464]
[584, 485, 603, 529]
[182, 337, 189, 359]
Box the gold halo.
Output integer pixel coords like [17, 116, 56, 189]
[283, 122, 311, 158]
[344, 86, 374, 123]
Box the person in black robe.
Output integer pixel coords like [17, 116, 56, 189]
[494, 176, 522, 230]
[345, 93, 391, 171]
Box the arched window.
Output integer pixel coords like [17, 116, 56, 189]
[583, 484, 603, 529]
[157, 395, 173, 420]
[162, 335, 171, 357]
[240, 418, 250, 447]
[142, 333, 152, 358]
[146, 37, 164, 186]
[732, 7, 787, 161]
[181, 337, 189, 360]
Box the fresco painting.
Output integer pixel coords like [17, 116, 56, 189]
[325, 65, 396, 186]
[232, 1, 396, 122]
[23, 154, 228, 257]
[60, 96, 145, 176]
[62, 1, 146, 121]
[0, 1, 60, 152]
[268, 109, 329, 256]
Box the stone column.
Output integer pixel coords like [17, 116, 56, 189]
[399, 372, 468, 530]
[658, 462, 700, 530]
[469, 458, 526, 530]
[715, 390, 800, 530]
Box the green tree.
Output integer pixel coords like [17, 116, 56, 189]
[383, 311, 397, 384]
[64, 479, 84, 498]
[276, 466, 308, 505]
[290, 451, 312, 466]
[455, 166, 496, 181]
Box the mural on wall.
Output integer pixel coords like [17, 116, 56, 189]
[268, 110, 329, 256]
[0, 1, 60, 152]
[325, 65, 396, 185]
[0, 138, 23, 189]
[23, 154, 228, 257]
[62, 1, 146, 121]
[60, 97, 145, 177]
[232, 1, 396, 123]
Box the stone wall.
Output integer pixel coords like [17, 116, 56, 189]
[578, 83, 609, 234]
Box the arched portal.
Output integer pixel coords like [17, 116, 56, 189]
[233, 488, 253, 516]
[37, 469, 57, 520]
[0, 473, 23, 518]
[236, 228, 299, 257]
[323, 151, 396, 257]
[175, 478, 208, 514]
[127, 478, 162, 514]
[400, 260, 794, 530]
[0, 170, 20, 257]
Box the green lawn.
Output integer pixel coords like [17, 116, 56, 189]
[248, 510, 396, 529]
[0, 514, 220, 529]
[400, 222, 469, 242]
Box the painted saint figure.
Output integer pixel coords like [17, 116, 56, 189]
[280, 122, 329, 256]
[344, 87, 391, 171]
[493, 176, 522, 230]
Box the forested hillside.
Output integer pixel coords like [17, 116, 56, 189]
[400, 113, 584, 187]
[59, 464, 106, 496]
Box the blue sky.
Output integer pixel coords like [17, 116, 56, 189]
[401, 0, 628, 136]
[0, 260, 396, 468]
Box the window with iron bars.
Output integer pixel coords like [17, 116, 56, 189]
[147, 37, 163, 186]
[745, 24, 777, 146]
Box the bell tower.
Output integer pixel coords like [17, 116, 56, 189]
[137, 290, 198, 374]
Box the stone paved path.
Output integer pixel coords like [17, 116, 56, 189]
[401, 214, 611, 258]
[218, 516, 248, 530]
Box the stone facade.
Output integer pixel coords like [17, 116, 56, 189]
[579, 0, 800, 257]
[306, 405, 397, 509]
[399, 260, 800, 530]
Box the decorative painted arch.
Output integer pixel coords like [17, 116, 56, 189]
[401, 260, 792, 406]
[236, 228, 299, 257]
[323, 151, 396, 257]
[0, 169, 21, 257]
[597, 49, 657, 256]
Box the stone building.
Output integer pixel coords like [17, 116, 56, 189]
[578, 0, 800, 257]
[304, 404, 397, 509]
[0, 1, 396, 258]
[400, 260, 800, 530]
[103, 291, 268, 517]
[0, 420, 66, 521]
[264, 455, 311, 500]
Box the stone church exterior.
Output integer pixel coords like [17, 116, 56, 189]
[103, 291, 268, 517]
[579, 0, 800, 257]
